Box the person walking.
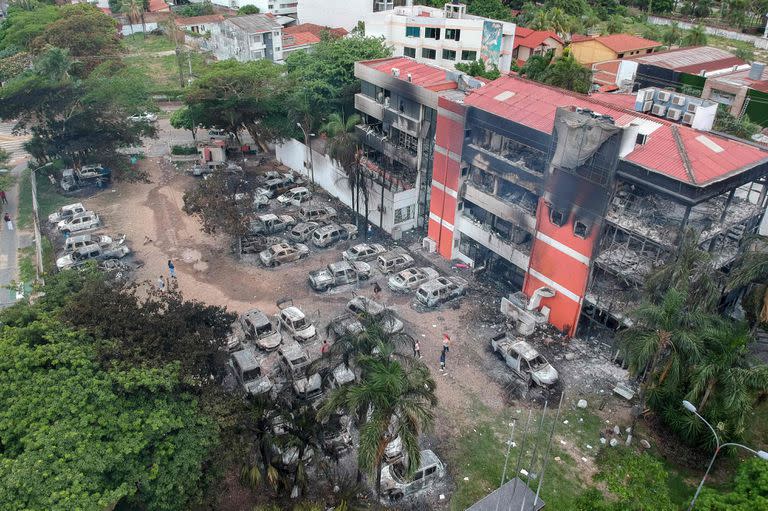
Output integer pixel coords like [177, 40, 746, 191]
[156, 276, 165, 292]
[167, 259, 176, 279]
[413, 340, 421, 359]
[0, 190, 7, 204]
[442, 334, 451, 352]
[4, 213, 13, 231]
[372, 282, 381, 299]
[439, 346, 447, 372]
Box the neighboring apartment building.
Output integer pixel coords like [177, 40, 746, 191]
[363, 2, 516, 73]
[209, 0, 298, 17]
[210, 14, 284, 62]
[426, 76, 768, 339]
[570, 33, 662, 65]
[512, 27, 562, 65]
[281, 23, 348, 58]
[353, 57, 473, 234]
[631, 46, 747, 92]
[298, 0, 407, 31]
[702, 62, 768, 126]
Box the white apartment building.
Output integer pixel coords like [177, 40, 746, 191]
[363, 2, 516, 73]
[208, 0, 298, 17]
[298, 0, 403, 31]
[210, 14, 284, 62]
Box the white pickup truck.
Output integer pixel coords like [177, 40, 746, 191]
[490, 333, 559, 388]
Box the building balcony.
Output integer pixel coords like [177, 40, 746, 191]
[463, 182, 537, 233]
[355, 94, 384, 120]
[382, 107, 420, 138]
[456, 214, 530, 270]
[355, 125, 418, 170]
[463, 143, 544, 194]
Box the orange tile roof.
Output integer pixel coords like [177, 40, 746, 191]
[283, 23, 347, 39]
[147, 0, 169, 12]
[513, 27, 562, 50]
[283, 31, 321, 48]
[573, 33, 662, 53]
[175, 14, 224, 26]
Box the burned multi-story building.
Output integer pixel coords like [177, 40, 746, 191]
[427, 76, 768, 337]
[353, 57, 479, 234]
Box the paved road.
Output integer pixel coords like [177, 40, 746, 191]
[0, 162, 26, 306]
[0, 120, 30, 164]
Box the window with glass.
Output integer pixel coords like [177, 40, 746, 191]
[422, 48, 436, 59]
[461, 50, 477, 61]
[445, 28, 461, 41]
[442, 49, 456, 60]
[403, 46, 416, 58]
[425, 27, 441, 39]
[405, 26, 420, 37]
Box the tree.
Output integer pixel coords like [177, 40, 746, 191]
[322, 112, 366, 227]
[0, 316, 218, 511]
[0, 148, 9, 168]
[318, 355, 437, 497]
[467, 0, 513, 20]
[541, 52, 592, 93]
[605, 14, 624, 34]
[183, 59, 292, 150]
[170, 106, 199, 141]
[123, 0, 146, 37]
[0, 5, 61, 52]
[182, 171, 252, 237]
[714, 106, 761, 140]
[529, 7, 574, 36]
[684, 24, 709, 46]
[237, 4, 259, 14]
[519, 51, 554, 81]
[455, 59, 501, 79]
[697, 457, 768, 509]
[177, 0, 213, 17]
[593, 449, 675, 511]
[729, 237, 768, 325]
[662, 23, 683, 46]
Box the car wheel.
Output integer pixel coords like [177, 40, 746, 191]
[390, 491, 404, 501]
[271, 261, 280, 267]
[61, 229, 70, 236]
[360, 274, 369, 281]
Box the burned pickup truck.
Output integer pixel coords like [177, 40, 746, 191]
[279, 342, 322, 400]
[490, 333, 559, 388]
[249, 214, 296, 235]
[229, 348, 274, 396]
[308, 261, 371, 292]
[60, 164, 111, 192]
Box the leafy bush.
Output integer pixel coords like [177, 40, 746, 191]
[594, 448, 675, 511]
[171, 144, 198, 155]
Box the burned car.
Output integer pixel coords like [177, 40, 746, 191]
[380, 449, 446, 500]
[311, 223, 358, 248]
[308, 260, 371, 292]
[229, 348, 273, 396]
[57, 211, 100, 235]
[250, 214, 296, 235]
[415, 276, 468, 307]
[62, 233, 118, 254]
[56, 243, 131, 271]
[276, 186, 311, 206]
[277, 301, 317, 341]
[328, 364, 356, 388]
[259, 242, 309, 266]
[342, 243, 387, 262]
[327, 313, 365, 340]
[48, 202, 86, 224]
[299, 205, 337, 223]
[230, 308, 282, 351]
[377, 249, 414, 274]
[388, 267, 440, 292]
[490, 333, 559, 387]
[287, 221, 321, 243]
[346, 296, 403, 334]
[279, 342, 322, 400]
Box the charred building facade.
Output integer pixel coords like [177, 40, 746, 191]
[427, 76, 768, 337]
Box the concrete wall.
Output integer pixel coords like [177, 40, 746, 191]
[275, 138, 418, 234]
[648, 16, 768, 49]
[298, 0, 373, 31]
[120, 22, 159, 36]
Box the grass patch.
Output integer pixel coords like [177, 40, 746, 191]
[124, 51, 208, 96]
[18, 245, 36, 282]
[41, 237, 54, 275]
[122, 33, 176, 54]
[17, 168, 73, 230]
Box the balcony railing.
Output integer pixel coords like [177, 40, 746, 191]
[354, 94, 384, 120]
[464, 182, 537, 233]
[456, 214, 531, 270]
[355, 125, 418, 170]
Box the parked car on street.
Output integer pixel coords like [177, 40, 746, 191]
[48, 203, 86, 224]
[299, 205, 337, 223]
[230, 308, 282, 351]
[57, 211, 101, 235]
[250, 214, 295, 235]
[388, 267, 440, 292]
[308, 260, 371, 292]
[56, 243, 131, 270]
[279, 342, 322, 400]
[490, 333, 559, 387]
[415, 276, 468, 307]
[128, 112, 157, 123]
[377, 249, 414, 274]
[287, 221, 320, 242]
[380, 450, 446, 500]
[259, 242, 309, 266]
[311, 223, 358, 248]
[229, 348, 273, 396]
[342, 243, 387, 262]
[346, 296, 403, 333]
[277, 186, 311, 206]
[277, 300, 316, 341]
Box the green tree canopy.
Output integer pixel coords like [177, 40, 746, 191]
[455, 59, 501, 80]
[237, 4, 260, 14]
[697, 458, 768, 510]
[541, 52, 592, 93]
[0, 5, 61, 52]
[467, 0, 513, 20]
[0, 316, 217, 510]
[593, 449, 675, 511]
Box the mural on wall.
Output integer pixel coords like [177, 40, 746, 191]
[480, 20, 503, 67]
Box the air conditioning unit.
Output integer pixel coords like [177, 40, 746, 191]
[642, 100, 653, 112]
[651, 104, 667, 116]
[671, 94, 686, 106]
[687, 103, 698, 113]
[640, 89, 654, 101]
[666, 108, 682, 121]
[657, 91, 671, 102]
[682, 112, 695, 125]
[383, 97, 390, 107]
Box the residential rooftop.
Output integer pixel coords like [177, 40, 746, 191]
[513, 27, 562, 49]
[359, 57, 460, 92]
[463, 75, 768, 186]
[629, 46, 747, 74]
[174, 14, 225, 26]
[282, 23, 348, 49]
[708, 65, 768, 93]
[224, 13, 282, 33]
[572, 33, 662, 53]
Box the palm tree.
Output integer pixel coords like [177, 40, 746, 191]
[729, 238, 768, 325]
[662, 23, 682, 47]
[684, 25, 708, 46]
[318, 355, 437, 497]
[322, 112, 364, 226]
[123, 0, 144, 37]
[240, 395, 284, 492]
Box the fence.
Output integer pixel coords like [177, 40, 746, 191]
[29, 169, 44, 282]
[647, 16, 768, 49]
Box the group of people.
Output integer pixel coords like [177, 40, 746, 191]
[155, 260, 177, 291]
[0, 190, 13, 231]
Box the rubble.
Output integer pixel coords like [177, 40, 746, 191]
[577, 399, 588, 409]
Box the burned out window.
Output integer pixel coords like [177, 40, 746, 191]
[549, 207, 565, 226]
[574, 221, 588, 239]
[394, 205, 414, 224]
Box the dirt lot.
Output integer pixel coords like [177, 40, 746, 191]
[80, 152, 634, 509]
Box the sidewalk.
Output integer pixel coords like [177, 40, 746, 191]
[0, 162, 26, 306]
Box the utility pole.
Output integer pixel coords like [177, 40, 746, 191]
[168, 9, 185, 88]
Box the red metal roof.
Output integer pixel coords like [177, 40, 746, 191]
[572, 33, 662, 53]
[463, 75, 768, 186]
[629, 46, 746, 74]
[360, 57, 459, 92]
[283, 31, 320, 48]
[283, 23, 347, 39]
[513, 27, 562, 50]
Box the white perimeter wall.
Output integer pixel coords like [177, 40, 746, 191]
[298, 0, 373, 31]
[275, 138, 418, 234]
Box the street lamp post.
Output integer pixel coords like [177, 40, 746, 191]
[682, 400, 768, 510]
[296, 123, 315, 192]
